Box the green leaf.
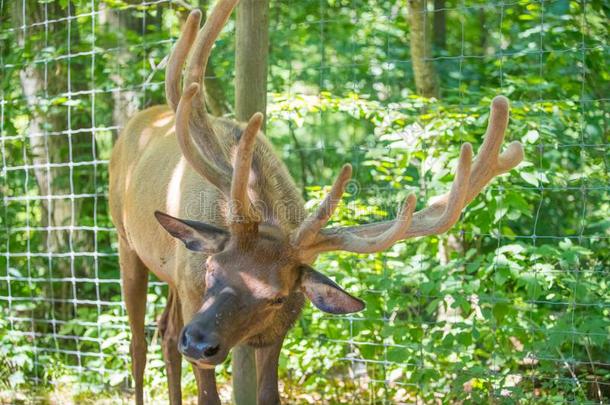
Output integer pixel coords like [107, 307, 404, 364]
[492, 303, 510, 324]
[520, 171, 539, 187]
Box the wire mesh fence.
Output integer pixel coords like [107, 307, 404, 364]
[1, 0, 608, 403]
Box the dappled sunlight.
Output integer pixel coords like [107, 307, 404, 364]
[153, 112, 174, 128]
[238, 270, 280, 300]
[166, 157, 187, 216]
[138, 126, 154, 151]
[2, 0, 607, 402]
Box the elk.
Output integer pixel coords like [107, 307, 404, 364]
[108, 0, 524, 404]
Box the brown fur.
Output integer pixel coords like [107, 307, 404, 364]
[110, 106, 312, 404]
[109, 2, 523, 404]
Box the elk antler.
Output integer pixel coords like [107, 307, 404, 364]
[165, 10, 201, 112]
[167, 4, 237, 192]
[175, 82, 231, 194]
[290, 164, 353, 247]
[168, 2, 263, 228]
[230, 113, 264, 229]
[292, 96, 524, 259]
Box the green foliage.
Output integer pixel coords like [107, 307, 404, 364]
[1, 0, 608, 403]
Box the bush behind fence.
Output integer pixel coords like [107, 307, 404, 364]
[0, 0, 608, 402]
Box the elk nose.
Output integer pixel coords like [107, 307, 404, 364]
[179, 325, 221, 359]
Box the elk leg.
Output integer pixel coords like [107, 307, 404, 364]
[159, 289, 183, 405]
[193, 367, 220, 405]
[119, 239, 149, 405]
[255, 338, 284, 405]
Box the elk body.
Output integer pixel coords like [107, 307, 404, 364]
[108, 1, 524, 404]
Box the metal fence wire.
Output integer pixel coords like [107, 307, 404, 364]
[1, 0, 609, 403]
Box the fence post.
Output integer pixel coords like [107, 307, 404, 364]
[233, 0, 270, 403]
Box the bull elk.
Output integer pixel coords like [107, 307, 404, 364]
[108, 0, 524, 403]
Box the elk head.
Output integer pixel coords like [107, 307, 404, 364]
[154, 111, 365, 367]
[155, 3, 524, 368]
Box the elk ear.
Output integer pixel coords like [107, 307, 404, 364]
[299, 265, 365, 314]
[154, 211, 229, 254]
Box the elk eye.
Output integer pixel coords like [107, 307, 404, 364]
[269, 296, 286, 306]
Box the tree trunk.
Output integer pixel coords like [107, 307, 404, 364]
[433, 0, 446, 50]
[407, 0, 440, 98]
[100, 2, 164, 135]
[13, 0, 93, 318]
[100, 0, 229, 135]
[99, 5, 141, 136]
[233, 1, 270, 403]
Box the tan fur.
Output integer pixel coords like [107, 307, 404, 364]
[110, 105, 308, 280]
[109, 104, 307, 404]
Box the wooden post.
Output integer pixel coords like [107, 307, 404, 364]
[233, 0, 269, 403]
[235, 0, 269, 124]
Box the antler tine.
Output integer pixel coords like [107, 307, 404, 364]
[295, 96, 523, 258]
[165, 10, 201, 112]
[230, 112, 264, 228]
[465, 96, 523, 204]
[175, 83, 231, 194]
[308, 144, 471, 255]
[185, 0, 239, 118]
[307, 194, 417, 256]
[185, 0, 239, 83]
[410, 142, 473, 235]
[291, 164, 353, 247]
[178, 0, 239, 185]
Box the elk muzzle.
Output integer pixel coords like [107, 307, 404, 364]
[179, 324, 222, 363]
[177, 286, 242, 366]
